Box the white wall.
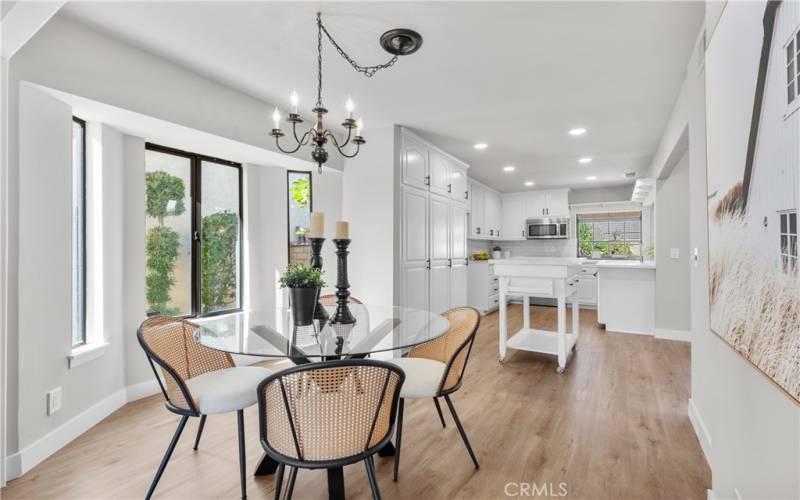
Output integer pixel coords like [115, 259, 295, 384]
[687, 2, 800, 498]
[342, 125, 396, 305]
[4, 14, 345, 475]
[568, 184, 634, 204]
[655, 150, 691, 332]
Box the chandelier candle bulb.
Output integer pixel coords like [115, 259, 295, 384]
[290, 89, 299, 113]
[346, 97, 354, 118]
[310, 212, 325, 238]
[272, 107, 281, 129]
[335, 221, 349, 240]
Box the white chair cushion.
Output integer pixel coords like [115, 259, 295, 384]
[387, 357, 447, 399]
[186, 366, 272, 415]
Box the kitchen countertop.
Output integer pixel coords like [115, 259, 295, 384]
[486, 257, 656, 269]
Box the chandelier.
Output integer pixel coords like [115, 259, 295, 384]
[270, 12, 422, 173]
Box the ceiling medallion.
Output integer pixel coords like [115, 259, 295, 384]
[270, 12, 423, 173]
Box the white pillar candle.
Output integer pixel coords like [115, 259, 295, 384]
[335, 221, 349, 240]
[309, 212, 325, 238]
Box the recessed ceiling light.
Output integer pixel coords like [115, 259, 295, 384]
[578, 157, 592, 164]
[524, 181, 535, 186]
[569, 128, 587, 136]
[473, 142, 488, 150]
[586, 175, 597, 181]
[503, 165, 515, 172]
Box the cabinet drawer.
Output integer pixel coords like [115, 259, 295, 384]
[489, 294, 499, 308]
[489, 283, 499, 296]
[490, 275, 499, 284]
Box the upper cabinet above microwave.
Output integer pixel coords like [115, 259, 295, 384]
[525, 189, 569, 217]
[401, 130, 469, 203]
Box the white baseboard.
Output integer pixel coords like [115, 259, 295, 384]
[688, 398, 713, 469]
[605, 326, 653, 336]
[5, 377, 165, 481]
[655, 328, 692, 342]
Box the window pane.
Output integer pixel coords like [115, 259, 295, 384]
[781, 213, 788, 233]
[789, 40, 795, 65]
[781, 235, 788, 254]
[71, 120, 85, 346]
[200, 161, 241, 314]
[288, 171, 312, 265]
[145, 150, 192, 316]
[790, 212, 797, 234]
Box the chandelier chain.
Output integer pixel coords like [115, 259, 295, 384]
[317, 15, 399, 79]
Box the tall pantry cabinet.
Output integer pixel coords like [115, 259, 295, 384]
[397, 128, 469, 314]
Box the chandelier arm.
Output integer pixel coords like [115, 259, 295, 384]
[324, 127, 352, 149]
[293, 121, 314, 146]
[334, 142, 361, 159]
[274, 135, 304, 155]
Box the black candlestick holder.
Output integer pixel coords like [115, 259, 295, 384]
[309, 237, 330, 328]
[330, 238, 356, 325]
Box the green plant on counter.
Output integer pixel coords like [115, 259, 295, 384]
[279, 263, 326, 289]
[472, 250, 490, 261]
[492, 245, 502, 252]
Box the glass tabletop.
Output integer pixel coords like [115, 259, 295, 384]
[193, 304, 450, 360]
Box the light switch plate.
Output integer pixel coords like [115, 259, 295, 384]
[670, 248, 680, 259]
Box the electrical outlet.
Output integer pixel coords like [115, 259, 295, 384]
[47, 387, 62, 415]
[670, 248, 680, 259]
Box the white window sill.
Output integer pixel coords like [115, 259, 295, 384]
[68, 342, 109, 369]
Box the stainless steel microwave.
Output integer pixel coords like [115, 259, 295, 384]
[526, 217, 570, 239]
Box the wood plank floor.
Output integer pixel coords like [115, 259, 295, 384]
[2, 306, 710, 499]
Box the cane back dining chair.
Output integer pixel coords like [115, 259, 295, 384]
[257, 359, 405, 500]
[387, 306, 481, 480]
[137, 316, 272, 499]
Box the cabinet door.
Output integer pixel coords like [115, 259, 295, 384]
[401, 133, 429, 190]
[402, 186, 429, 265]
[450, 262, 468, 309]
[525, 192, 547, 217]
[450, 202, 468, 260]
[487, 192, 502, 238]
[450, 163, 469, 203]
[429, 149, 451, 197]
[403, 266, 430, 311]
[469, 182, 485, 238]
[430, 194, 452, 316]
[547, 190, 569, 216]
[429, 194, 450, 263]
[502, 195, 526, 240]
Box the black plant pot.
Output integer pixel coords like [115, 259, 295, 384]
[289, 287, 319, 326]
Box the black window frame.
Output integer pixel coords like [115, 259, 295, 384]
[72, 116, 87, 347]
[286, 169, 314, 266]
[145, 143, 244, 319]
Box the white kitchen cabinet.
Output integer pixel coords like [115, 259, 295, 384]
[525, 192, 548, 217]
[486, 191, 502, 238]
[398, 128, 470, 313]
[429, 149, 451, 197]
[524, 189, 570, 217]
[469, 180, 485, 238]
[574, 267, 597, 307]
[546, 189, 570, 216]
[401, 133, 429, 190]
[467, 261, 498, 315]
[450, 163, 469, 203]
[502, 194, 526, 240]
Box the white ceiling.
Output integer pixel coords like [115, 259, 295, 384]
[59, 1, 703, 192]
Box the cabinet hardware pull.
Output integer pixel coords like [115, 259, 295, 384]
[425, 175, 430, 186]
[489, 229, 494, 236]
[448, 259, 452, 267]
[426, 259, 430, 270]
[465, 191, 469, 199]
[447, 184, 452, 193]
[477, 227, 481, 235]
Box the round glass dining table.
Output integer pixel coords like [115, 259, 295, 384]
[192, 303, 450, 498]
[193, 303, 451, 362]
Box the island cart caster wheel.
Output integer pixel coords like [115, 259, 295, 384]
[555, 366, 565, 374]
[498, 355, 506, 364]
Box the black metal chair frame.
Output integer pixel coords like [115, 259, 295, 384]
[393, 307, 481, 481]
[137, 317, 249, 500]
[257, 359, 406, 500]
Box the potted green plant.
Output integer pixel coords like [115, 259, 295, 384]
[492, 245, 502, 259]
[279, 264, 326, 326]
